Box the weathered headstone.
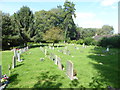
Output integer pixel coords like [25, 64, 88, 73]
[0, 65, 2, 79]
[12, 56, 16, 69]
[45, 49, 47, 56]
[66, 60, 74, 80]
[55, 55, 58, 65]
[17, 53, 22, 62]
[14, 49, 17, 57]
[0, 65, 2, 86]
[57, 58, 63, 70]
[82, 43, 85, 48]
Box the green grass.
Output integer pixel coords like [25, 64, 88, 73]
[2, 43, 120, 88]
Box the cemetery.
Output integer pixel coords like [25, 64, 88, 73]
[1, 43, 120, 88]
[1, 0, 120, 89]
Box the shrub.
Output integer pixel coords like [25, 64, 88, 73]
[76, 39, 84, 44]
[98, 34, 120, 48]
[84, 37, 95, 45]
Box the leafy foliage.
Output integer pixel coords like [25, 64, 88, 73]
[43, 27, 64, 46]
[98, 34, 120, 48]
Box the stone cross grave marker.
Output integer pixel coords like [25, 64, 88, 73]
[66, 60, 74, 80]
[57, 58, 63, 70]
[12, 56, 16, 69]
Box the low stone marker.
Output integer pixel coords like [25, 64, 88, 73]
[12, 56, 16, 69]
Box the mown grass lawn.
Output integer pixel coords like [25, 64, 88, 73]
[2, 43, 120, 88]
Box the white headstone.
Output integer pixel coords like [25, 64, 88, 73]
[106, 47, 109, 52]
[83, 43, 85, 48]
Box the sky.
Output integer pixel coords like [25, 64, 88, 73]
[0, 0, 119, 34]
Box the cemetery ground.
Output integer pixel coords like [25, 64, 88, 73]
[2, 43, 120, 88]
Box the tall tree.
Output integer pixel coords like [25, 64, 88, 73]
[2, 13, 13, 49]
[63, 0, 77, 41]
[14, 6, 34, 45]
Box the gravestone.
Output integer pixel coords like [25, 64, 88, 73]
[12, 56, 16, 69]
[0, 65, 2, 79]
[57, 58, 63, 70]
[27, 46, 29, 50]
[0, 65, 2, 86]
[66, 60, 74, 80]
[8, 65, 10, 76]
[17, 53, 22, 62]
[106, 47, 109, 52]
[14, 49, 17, 57]
[55, 55, 58, 65]
[45, 49, 47, 56]
[82, 43, 85, 48]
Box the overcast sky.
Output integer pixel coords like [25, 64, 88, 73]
[0, 0, 118, 34]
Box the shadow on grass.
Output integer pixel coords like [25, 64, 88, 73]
[33, 71, 62, 88]
[87, 46, 120, 88]
[9, 74, 19, 85]
[16, 63, 24, 68]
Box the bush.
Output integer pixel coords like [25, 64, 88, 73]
[98, 34, 120, 48]
[70, 40, 77, 44]
[84, 37, 95, 45]
[76, 39, 84, 44]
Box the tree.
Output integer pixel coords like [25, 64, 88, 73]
[101, 25, 114, 35]
[2, 13, 13, 50]
[14, 6, 34, 46]
[43, 27, 64, 46]
[63, 0, 77, 41]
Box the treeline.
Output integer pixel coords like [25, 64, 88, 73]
[1, 1, 114, 50]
